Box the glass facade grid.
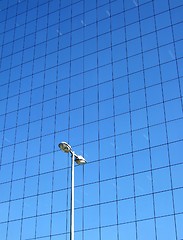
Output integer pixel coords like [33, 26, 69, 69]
[0, 0, 183, 239]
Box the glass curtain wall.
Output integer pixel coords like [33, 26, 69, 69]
[0, 0, 183, 239]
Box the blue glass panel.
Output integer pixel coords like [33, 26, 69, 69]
[154, 191, 173, 217]
[171, 164, 183, 188]
[101, 226, 118, 239]
[132, 128, 149, 151]
[137, 219, 156, 240]
[176, 214, 183, 240]
[139, 2, 154, 19]
[100, 179, 116, 202]
[135, 171, 152, 196]
[25, 176, 38, 197]
[119, 222, 136, 240]
[36, 215, 51, 237]
[21, 218, 36, 239]
[116, 132, 132, 154]
[151, 145, 169, 169]
[131, 108, 147, 130]
[84, 183, 99, 206]
[116, 154, 133, 177]
[9, 199, 23, 220]
[169, 141, 183, 164]
[156, 216, 176, 239]
[154, 0, 169, 13]
[0, 202, 9, 222]
[7, 220, 21, 240]
[84, 205, 100, 229]
[171, 5, 183, 24]
[136, 195, 154, 220]
[118, 199, 135, 223]
[149, 124, 167, 147]
[0, 223, 7, 240]
[133, 149, 151, 173]
[84, 229, 100, 239]
[165, 99, 183, 121]
[167, 119, 183, 142]
[101, 202, 117, 226]
[118, 176, 134, 199]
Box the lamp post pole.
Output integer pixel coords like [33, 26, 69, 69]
[70, 151, 75, 240]
[58, 142, 86, 240]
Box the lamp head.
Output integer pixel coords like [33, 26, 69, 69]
[58, 142, 87, 165]
[58, 142, 72, 153]
[75, 155, 87, 165]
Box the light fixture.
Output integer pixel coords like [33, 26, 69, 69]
[74, 154, 87, 165]
[58, 141, 86, 165]
[58, 141, 72, 153]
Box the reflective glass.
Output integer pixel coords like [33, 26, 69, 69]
[0, 1, 183, 239]
[167, 119, 183, 142]
[100, 157, 115, 180]
[135, 171, 152, 196]
[116, 154, 133, 177]
[23, 196, 37, 218]
[118, 176, 134, 199]
[132, 128, 149, 151]
[133, 149, 151, 173]
[9, 199, 23, 220]
[0, 223, 7, 240]
[115, 113, 131, 134]
[156, 216, 176, 239]
[25, 176, 38, 197]
[84, 183, 99, 206]
[7, 221, 21, 240]
[141, 17, 155, 35]
[156, 12, 171, 29]
[101, 226, 118, 239]
[38, 193, 52, 215]
[22, 218, 36, 239]
[84, 205, 99, 229]
[131, 108, 147, 130]
[154, 191, 173, 217]
[0, 202, 9, 222]
[176, 214, 183, 240]
[149, 124, 167, 147]
[6, 181, 20, 205]
[101, 202, 117, 226]
[116, 132, 132, 154]
[100, 179, 116, 203]
[0, 163, 12, 183]
[166, 94, 182, 119]
[137, 219, 156, 240]
[118, 199, 135, 223]
[148, 103, 165, 125]
[130, 89, 146, 110]
[36, 215, 51, 237]
[171, 164, 183, 188]
[163, 79, 181, 101]
[136, 195, 154, 220]
[151, 145, 169, 169]
[169, 141, 183, 164]
[159, 43, 175, 64]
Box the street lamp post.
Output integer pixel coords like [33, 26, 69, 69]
[58, 142, 86, 240]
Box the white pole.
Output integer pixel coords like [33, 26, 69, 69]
[70, 151, 75, 240]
